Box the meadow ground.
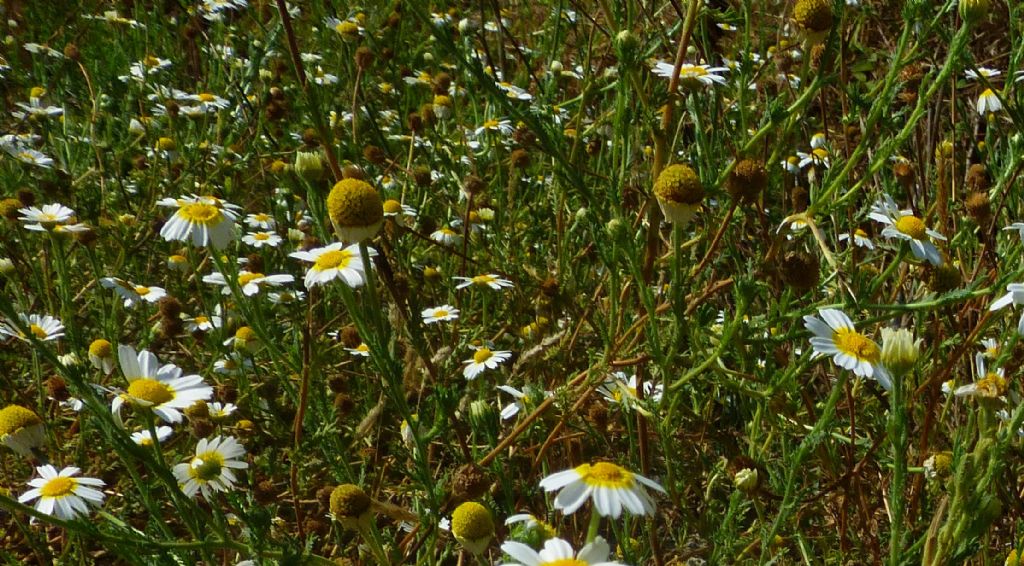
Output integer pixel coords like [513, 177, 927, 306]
[1, 0, 1023, 564]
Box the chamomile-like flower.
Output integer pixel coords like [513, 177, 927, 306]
[422, 305, 460, 324]
[100, 277, 167, 308]
[289, 242, 376, 289]
[496, 384, 551, 419]
[463, 347, 512, 380]
[19, 465, 105, 520]
[977, 88, 1002, 115]
[989, 283, 1024, 335]
[18, 203, 75, 231]
[0, 405, 46, 457]
[158, 195, 241, 249]
[652, 60, 729, 87]
[112, 345, 213, 424]
[202, 270, 294, 297]
[454, 274, 514, 290]
[954, 353, 1007, 400]
[244, 213, 275, 230]
[539, 461, 665, 518]
[0, 313, 64, 343]
[131, 426, 173, 446]
[241, 231, 282, 248]
[88, 339, 116, 374]
[803, 308, 891, 389]
[598, 372, 663, 415]
[838, 228, 874, 249]
[869, 194, 945, 266]
[431, 226, 463, 246]
[500, 536, 625, 566]
[173, 436, 248, 499]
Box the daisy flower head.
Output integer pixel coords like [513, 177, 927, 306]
[245, 212, 275, 230]
[653, 163, 704, 227]
[18, 203, 75, 231]
[500, 536, 625, 566]
[803, 308, 891, 389]
[652, 60, 729, 88]
[598, 372, 664, 415]
[203, 270, 294, 296]
[463, 347, 512, 380]
[19, 465, 105, 520]
[954, 353, 1007, 401]
[241, 231, 282, 248]
[88, 338, 116, 374]
[453, 273, 514, 290]
[289, 242, 376, 289]
[980, 338, 1000, 359]
[431, 226, 463, 246]
[173, 435, 247, 499]
[326, 179, 384, 243]
[977, 88, 1002, 115]
[0, 404, 46, 457]
[797, 147, 831, 170]
[0, 313, 64, 343]
[347, 343, 371, 357]
[183, 313, 221, 333]
[965, 67, 1001, 81]
[100, 277, 167, 308]
[131, 426, 173, 446]
[989, 283, 1024, 335]
[497, 384, 552, 419]
[422, 305, 460, 324]
[838, 228, 874, 249]
[157, 195, 241, 250]
[869, 194, 945, 266]
[539, 461, 665, 518]
[112, 344, 213, 424]
[450, 501, 495, 555]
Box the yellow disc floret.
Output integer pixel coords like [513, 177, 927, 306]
[654, 164, 704, 205]
[330, 484, 372, 519]
[833, 328, 880, 362]
[473, 348, 493, 364]
[451, 501, 494, 554]
[89, 339, 113, 358]
[793, 0, 833, 33]
[575, 462, 636, 488]
[127, 379, 174, 405]
[39, 476, 76, 498]
[895, 215, 927, 240]
[0, 405, 42, 436]
[327, 179, 384, 242]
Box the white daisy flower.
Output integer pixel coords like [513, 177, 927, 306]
[18, 203, 75, 231]
[838, 228, 875, 249]
[346, 343, 371, 357]
[651, 61, 729, 87]
[208, 402, 237, 419]
[463, 347, 512, 380]
[289, 242, 376, 289]
[422, 305, 460, 324]
[980, 338, 1000, 359]
[453, 274, 514, 290]
[500, 536, 625, 566]
[12, 100, 63, 120]
[496, 384, 551, 420]
[965, 67, 1001, 81]
[797, 148, 831, 169]
[268, 290, 306, 305]
[803, 308, 891, 389]
[8, 147, 55, 168]
[18, 465, 106, 521]
[100, 277, 167, 308]
[474, 118, 514, 136]
[244, 213, 275, 230]
[989, 283, 1024, 335]
[597, 372, 663, 415]
[0, 313, 64, 342]
[173, 435, 248, 499]
[112, 345, 213, 424]
[977, 88, 1002, 115]
[214, 353, 252, 375]
[430, 226, 462, 246]
[183, 313, 221, 333]
[0, 404, 46, 457]
[869, 194, 945, 266]
[539, 461, 665, 518]
[131, 426, 173, 446]
[157, 195, 241, 250]
[202, 270, 294, 297]
[954, 353, 1007, 400]
[241, 231, 282, 248]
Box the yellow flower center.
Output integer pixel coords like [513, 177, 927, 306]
[575, 462, 635, 488]
[355, 343, 369, 353]
[254, 232, 270, 241]
[89, 339, 112, 358]
[832, 328, 879, 362]
[383, 200, 403, 214]
[854, 228, 867, 238]
[39, 476, 76, 498]
[471, 274, 496, 285]
[812, 147, 829, 161]
[314, 250, 353, 271]
[134, 286, 151, 296]
[127, 378, 174, 405]
[434, 309, 449, 318]
[169, 254, 187, 264]
[238, 272, 264, 286]
[336, 21, 359, 35]
[194, 316, 209, 325]
[29, 324, 48, 339]
[235, 326, 256, 342]
[473, 348, 493, 363]
[0, 405, 42, 435]
[198, 93, 216, 103]
[189, 452, 225, 481]
[895, 215, 927, 240]
[544, 560, 587, 566]
[483, 119, 500, 129]
[680, 64, 709, 77]
[977, 373, 1008, 397]
[143, 55, 161, 67]
[178, 203, 223, 225]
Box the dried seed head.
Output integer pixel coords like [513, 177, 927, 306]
[726, 159, 768, 203]
[780, 250, 820, 292]
[966, 163, 990, 192]
[451, 463, 491, 502]
[966, 191, 992, 224]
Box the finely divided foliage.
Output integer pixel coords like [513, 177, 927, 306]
[2, 0, 1024, 564]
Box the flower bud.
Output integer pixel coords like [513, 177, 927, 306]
[880, 327, 921, 376]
